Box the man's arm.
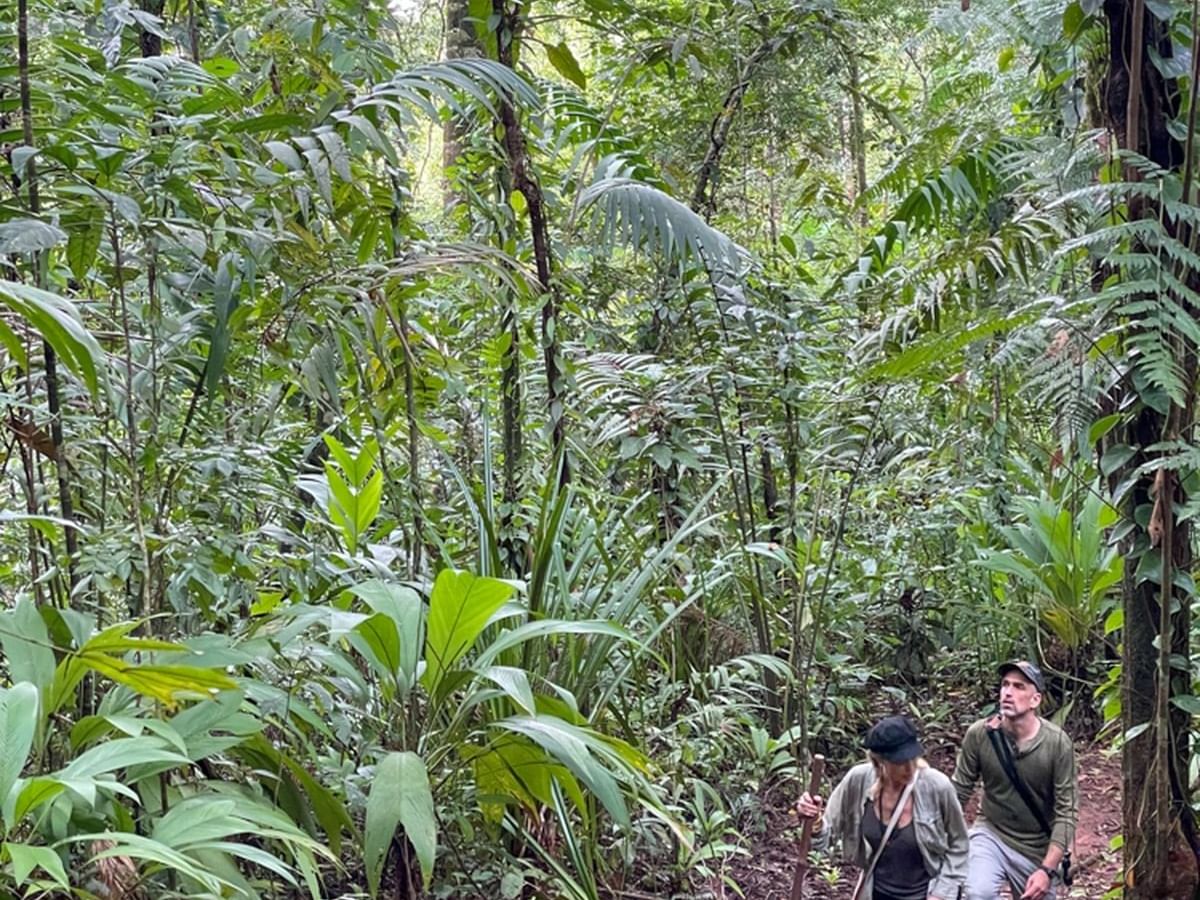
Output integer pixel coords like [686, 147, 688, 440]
[1048, 731, 1078, 853]
[1018, 731, 1077, 900]
[950, 722, 981, 807]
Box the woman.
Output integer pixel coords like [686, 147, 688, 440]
[797, 715, 968, 900]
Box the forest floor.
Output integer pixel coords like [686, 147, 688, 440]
[723, 738, 1121, 899]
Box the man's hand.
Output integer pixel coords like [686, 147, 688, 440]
[1019, 866, 1052, 900]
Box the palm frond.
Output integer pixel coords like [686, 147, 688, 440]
[363, 58, 540, 123]
[578, 175, 748, 274]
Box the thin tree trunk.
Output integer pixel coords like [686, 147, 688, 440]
[686, 34, 785, 723]
[846, 47, 868, 227]
[187, 0, 200, 63]
[139, 0, 165, 57]
[11, 404, 46, 606]
[499, 282, 524, 570]
[690, 35, 785, 219]
[389, 176, 425, 574]
[108, 214, 152, 624]
[19, 0, 79, 597]
[398, 302, 423, 575]
[493, 0, 567, 485]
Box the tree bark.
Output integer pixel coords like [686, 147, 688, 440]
[498, 177, 525, 572]
[1100, 1, 1199, 894]
[139, 0, 166, 58]
[492, 0, 567, 485]
[19, 0, 79, 597]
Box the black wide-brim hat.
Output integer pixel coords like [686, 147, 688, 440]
[863, 715, 923, 763]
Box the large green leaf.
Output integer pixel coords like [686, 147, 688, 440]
[363, 59, 539, 123]
[0, 598, 56, 699]
[364, 751, 436, 896]
[234, 736, 355, 855]
[6, 778, 64, 826]
[0, 280, 106, 396]
[348, 614, 402, 686]
[475, 619, 633, 669]
[466, 735, 587, 824]
[546, 41, 587, 90]
[495, 714, 630, 828]
[4, 841, 70, 890]
[148, 792, 330, 896]
[350, 581, 424, 692]
[0, 683, 39, 832]
[47, 623, 236, 713]
[0, 220, 67, 255]
[201, 253, 239, 401]
[70, 832, 230, 895]
[49, 651, 234, 713]
[422, 570, 515, 692]
[59, 737, 191, 800]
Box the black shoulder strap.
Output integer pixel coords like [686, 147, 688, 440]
[986, 725, 1052, 837]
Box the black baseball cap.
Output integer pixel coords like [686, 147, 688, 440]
[998, 659, 1045, 693]
[863, 715, 923, 763]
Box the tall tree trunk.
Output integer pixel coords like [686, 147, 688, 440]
[443, 0, 479, 209]
[1100, 1, 1199, 895]
[492, 0, 567, 485]
[19, 0, 79, 597]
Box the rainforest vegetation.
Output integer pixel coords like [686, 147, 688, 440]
[0, 0, 1198, 897]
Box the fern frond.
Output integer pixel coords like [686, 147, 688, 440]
[1127, 333, 1188, 406]
[844, 138, 1021, 281]
[863, 298, 1052, 381]
[118, 55, 239, 109]
[540, 83, 663, 188]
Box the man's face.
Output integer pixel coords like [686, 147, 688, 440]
[999, 671, 1041, 719]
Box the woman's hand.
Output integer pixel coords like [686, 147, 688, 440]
[797, 792, 824, 820]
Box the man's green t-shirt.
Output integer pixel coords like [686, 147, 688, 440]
[951, 716, 1078, 862]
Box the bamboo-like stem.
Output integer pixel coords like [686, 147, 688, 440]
[108, 212, 152, 624]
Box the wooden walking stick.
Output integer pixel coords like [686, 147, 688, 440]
[790, 754, 825, 900]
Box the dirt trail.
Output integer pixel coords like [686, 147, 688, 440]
[723, 742, 1121, 899]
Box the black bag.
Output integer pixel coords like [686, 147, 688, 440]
[987, 726, 1073, 887]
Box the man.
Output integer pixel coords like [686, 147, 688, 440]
[951, 660, 1077, 900]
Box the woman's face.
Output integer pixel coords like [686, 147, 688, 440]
[879, 758, 916, 784]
